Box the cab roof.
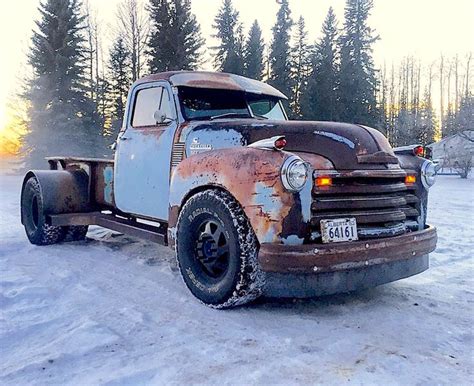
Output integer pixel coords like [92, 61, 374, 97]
[134, 71, 288, 100]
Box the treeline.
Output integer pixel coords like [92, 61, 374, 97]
[18, 0, 473, 168]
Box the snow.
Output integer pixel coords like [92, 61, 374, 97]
[1, 174, 473, 385]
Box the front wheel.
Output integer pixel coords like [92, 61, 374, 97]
[176, 190, 265, 308]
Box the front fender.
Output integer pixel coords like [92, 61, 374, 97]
[168, 147, 319, 247]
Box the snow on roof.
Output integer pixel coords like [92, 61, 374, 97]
[427, 130, 474, 149]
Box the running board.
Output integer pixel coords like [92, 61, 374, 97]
[48, 212, 167, 245]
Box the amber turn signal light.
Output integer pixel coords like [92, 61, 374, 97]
[405, 175, 416, 184]
[316, 176, 332, 187]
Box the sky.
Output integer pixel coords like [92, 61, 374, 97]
[0, 0, 473, 131]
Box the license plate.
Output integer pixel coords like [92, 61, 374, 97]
[320, 218, 358, 243]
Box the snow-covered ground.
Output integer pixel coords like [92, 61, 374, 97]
[1, 174, 473, 385]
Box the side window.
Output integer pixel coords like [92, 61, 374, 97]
[131, 86, 173, 127]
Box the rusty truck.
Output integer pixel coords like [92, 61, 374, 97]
[20, 71, 438, 308]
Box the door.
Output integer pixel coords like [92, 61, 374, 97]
[114, 82, 177, 220]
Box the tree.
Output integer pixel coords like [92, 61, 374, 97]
[290, 16, 311, 118]
[84, 3, 110, 131]
[108, 36, 131, 135]
[22, 0, 103, 168]
[455, 94, 474, 133]
[338, 0, 380, 127]
[414, 88, 437, 146]
[301, 7, 339, 121]
[244, 20, 264, 80]
[116, 0, 148, 81]
[147, 0, 204, 73]
[268, 0, 293, 102]
[212, 0, 244, 75]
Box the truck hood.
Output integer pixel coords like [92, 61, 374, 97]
[179, 119, 398, 170]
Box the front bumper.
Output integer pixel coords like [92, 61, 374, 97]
[259, 226, 437, 298]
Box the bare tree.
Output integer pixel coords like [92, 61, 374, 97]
[454, 54, 459, 112]
[84, 0, 98, 101]
[439, 54, 444, 130]
[116, 0, 149, 81]
[465, 52, 472, 97]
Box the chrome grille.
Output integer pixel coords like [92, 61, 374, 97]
[311, 172, 420, 241]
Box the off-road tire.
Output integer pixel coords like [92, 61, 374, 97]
[21, 177, 65, 245]
[63, 226, 89, 242]
[176, 189, 265, 308]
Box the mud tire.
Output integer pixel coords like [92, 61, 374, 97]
[176, 189, 265, 308]
[63, 226, 89, 242]
[21, 177, 66, 245]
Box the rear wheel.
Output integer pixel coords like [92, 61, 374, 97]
[63, 225, 89, 242]
[176, 189, 264, 308]
[21, 177, 66, 245]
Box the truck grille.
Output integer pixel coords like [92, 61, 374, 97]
[311, 171, 420, 241]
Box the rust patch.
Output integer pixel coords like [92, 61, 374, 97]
[169, 147, 297, 244]
[259, 226, 437, 273]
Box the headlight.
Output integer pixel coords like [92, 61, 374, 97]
[421, 160, 437, 189]
[281, 156, 308, 192]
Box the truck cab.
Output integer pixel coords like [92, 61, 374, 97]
[21, 71, 438, 308]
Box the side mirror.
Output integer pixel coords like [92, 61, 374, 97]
[153, 109, 173, 124]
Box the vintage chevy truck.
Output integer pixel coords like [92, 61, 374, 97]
[20, 71, 438, 308]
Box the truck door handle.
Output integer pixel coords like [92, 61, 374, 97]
[120, 136, 131, 141]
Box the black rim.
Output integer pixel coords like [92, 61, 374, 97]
[194, 219, 230, 279]
[31, 195, 39, 229]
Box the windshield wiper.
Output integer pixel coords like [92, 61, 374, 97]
[210, 112, 251, 120]
[252, 114, 269, 120]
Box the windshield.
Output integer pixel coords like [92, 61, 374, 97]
[178, 87, 287, 121]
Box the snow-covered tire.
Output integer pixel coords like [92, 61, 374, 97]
[176, 189, 265, 309]
[63, 226, 89, 242]
[21, 177, 66, 245]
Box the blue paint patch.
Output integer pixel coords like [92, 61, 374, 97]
[282, 235, 304, 245]
[186, 128, 243, 155]
[103, 165, 114, 204]
[299, 171, 313, 223]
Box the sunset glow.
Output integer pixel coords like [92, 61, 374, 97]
[0, 105, 6, 132]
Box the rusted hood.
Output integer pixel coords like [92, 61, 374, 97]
[180, 119, 397, 170]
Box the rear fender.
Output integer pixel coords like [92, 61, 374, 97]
[21, 170, 91, 224]
[168, 147, 317, 248]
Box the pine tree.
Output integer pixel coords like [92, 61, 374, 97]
[22, 0, 103, 168]
[147, 0, 204, 72]
[108, 36, 131, 135]
[212, 0, 245, 75]
[454, 94, 474, 134]
[244, 20, 264, 80]
[414, 88, 437, 146]
[290, 16, 311, 118]
[147, 0, 172, 73]
[338, 0, 380, 127]
[301, 7, 339, 121]
[269, 0, 293, 102]
[442, 106, 457, 138]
